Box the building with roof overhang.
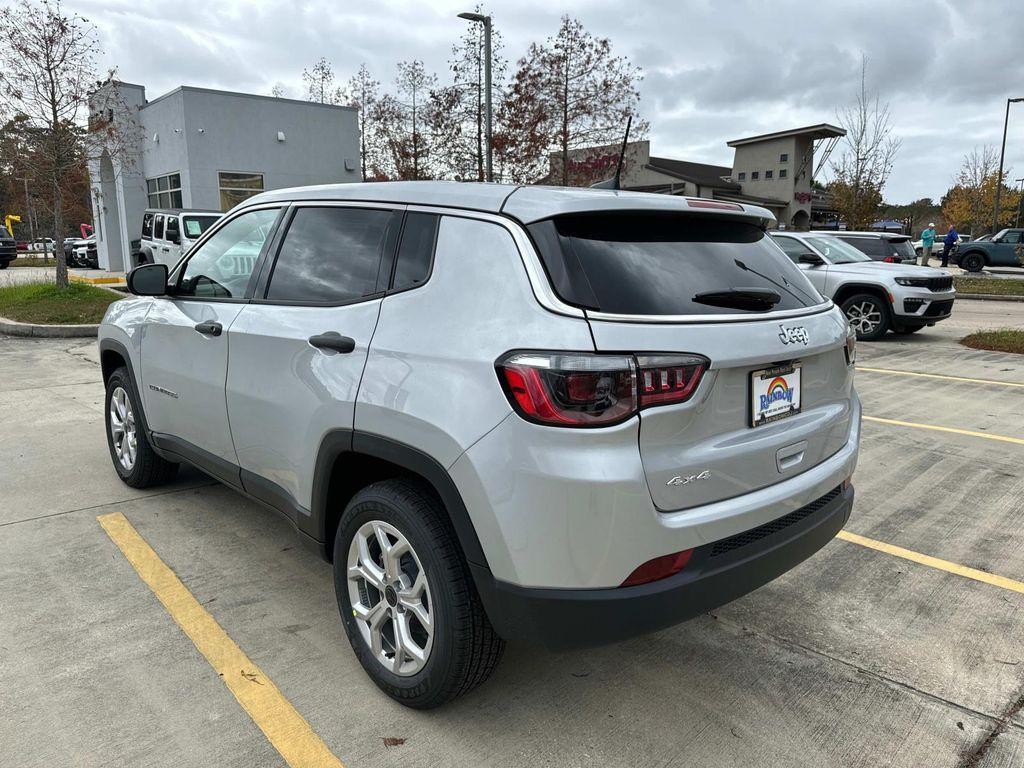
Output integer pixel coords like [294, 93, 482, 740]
[540, 123, 845, 230]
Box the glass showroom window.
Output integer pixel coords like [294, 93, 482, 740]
[219, 172, 265, 211]
[146, 173, 183, 208]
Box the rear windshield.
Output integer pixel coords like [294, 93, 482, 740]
[889, 238, 916, 260]
[183, 215, 221, 239]
[528, 213, 823, 315]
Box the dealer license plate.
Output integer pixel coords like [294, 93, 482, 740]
[751, 363, 802, 427]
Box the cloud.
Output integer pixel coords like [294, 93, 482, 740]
[69, 0, 1024, 202]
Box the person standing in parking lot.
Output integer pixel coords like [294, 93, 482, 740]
[920, 222, 936, 266]
[940, 224, 959, 268]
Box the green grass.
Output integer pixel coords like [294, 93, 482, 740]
[954, 277, 1024, 296]
[8, 257, 57, 268]
[961, 329, 1024, 355]
[0, 282, 119, 324]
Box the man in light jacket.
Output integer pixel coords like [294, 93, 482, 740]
[919, 222, 936, 266]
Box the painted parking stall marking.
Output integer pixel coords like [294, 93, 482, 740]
[863, 415, 1024, 446]
[838, 530, 1024, 596]
[97, 512, 345, 768]
[857, 366, 1024, 389]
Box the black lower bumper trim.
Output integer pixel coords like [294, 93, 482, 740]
[473, 484, 853, 651]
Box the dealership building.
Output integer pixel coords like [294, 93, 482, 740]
[87, 80, 360, 272]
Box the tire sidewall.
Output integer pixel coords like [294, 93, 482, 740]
[842, 293, 890, 341]
[333, 486, 461, 703]
[963, 253, 984, 272]
[104, 368, 145, 484]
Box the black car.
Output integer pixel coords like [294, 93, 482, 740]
[828, 231, 918, 264]
[0, 226, 16, 269]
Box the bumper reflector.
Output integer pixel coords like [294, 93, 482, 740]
[621, 548, 694, 587]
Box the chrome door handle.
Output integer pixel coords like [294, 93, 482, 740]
[308, 332, 355, 353]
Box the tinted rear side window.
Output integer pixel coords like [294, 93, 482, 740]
[267, 207, 395, 303]
[529, 213, 822, 315]
[392, 213, 439, 291]
[837, 236, 885, 257]
[142, 213, 153, 239]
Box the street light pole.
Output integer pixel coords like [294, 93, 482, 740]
[992, 97, 1024, 234]
[1015, 177, 1024, 229]
[458, 11, 493, 182]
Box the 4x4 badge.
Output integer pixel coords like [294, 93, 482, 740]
[667, 470, 711, 487]
[778, 325, 809, 345]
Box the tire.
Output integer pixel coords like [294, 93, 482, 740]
[0, 262, 7, 270]
[333, 478, 505, 709]
[961, 252, 985, 273]
[104, 367, 178, 488]
[841, 293, 891, 341]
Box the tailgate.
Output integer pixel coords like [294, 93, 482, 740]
[589, 308, 855, 511]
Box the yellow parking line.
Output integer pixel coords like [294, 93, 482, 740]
[98, 512, 344, 768]
[857, 366, 1024, 389]
[837, 530, 1024, 595]
[863, 415, 1024, 446]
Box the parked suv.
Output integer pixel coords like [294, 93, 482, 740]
[954, 228, 1024, 272]
[99, 183, 860, 708]
[137, 208, 222, 267]
[0, 226, 15, 269]
[771, 232, 955, 340]
[829, 231, 918, 264]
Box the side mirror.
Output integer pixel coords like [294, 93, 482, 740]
[798, 253, 825, 265]
[165, 226, 181, 245]
[127, 263, 169, 296]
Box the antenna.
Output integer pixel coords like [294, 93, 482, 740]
[591, 115, 632, 190]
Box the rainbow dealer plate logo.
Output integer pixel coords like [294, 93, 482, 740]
[751, 363, 802, 426]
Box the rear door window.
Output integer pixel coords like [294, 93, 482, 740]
[266, 207, 398, 304]
[141, 213, 154, 240]
[153, 215, 164, 241]
[529, 213, 822, 315]
[391, 213, 439, 291]
[837, 236, 884, 257]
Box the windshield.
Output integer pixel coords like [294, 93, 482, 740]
[182, 215, 221, 239]
[529, 213, 824, 315]
[807, 236, 871, 264]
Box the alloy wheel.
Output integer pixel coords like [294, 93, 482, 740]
[109, 386, 137, 471]
[347, 520, 433, 676]
[846, 301, 882, 335]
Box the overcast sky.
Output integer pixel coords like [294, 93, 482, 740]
[69, 0, 1024, 204]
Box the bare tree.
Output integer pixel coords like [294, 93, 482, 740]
[497, 16, 646, 185]
[302, 57, 335, 104]
[950, 146, 998, 234]
[430, 7, 507, 181]
[394, 60, 438, 180]
[0, 0, 102, 286]
[339, 64, 380, 180]
[829, 56, 901, 230]
[270, 82, 287, 99]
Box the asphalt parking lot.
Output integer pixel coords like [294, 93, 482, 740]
[2, 298, 1023, 768]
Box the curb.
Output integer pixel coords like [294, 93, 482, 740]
[0, 315, 98, 338]
[957, 293, 1024, 302]
[70, 274, 125, 286]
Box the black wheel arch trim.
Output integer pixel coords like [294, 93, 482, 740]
[98, 337, 158, 448]
[312, 430, 491, 572]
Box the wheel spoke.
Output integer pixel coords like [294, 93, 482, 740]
[348, 561, 385, 590]
[395, 612, 427, 664]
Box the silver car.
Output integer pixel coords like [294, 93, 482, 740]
[771, 232, 955, 340]
[99, 183, 860, 708]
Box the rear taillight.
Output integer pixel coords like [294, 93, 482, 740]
[496, 352, 707, 427]
[884, 255, 899, 263]
[636, 355, 707, 407]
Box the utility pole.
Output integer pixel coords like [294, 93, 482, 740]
[458, 11, 493, 182]
[992, 97, 1024, 233]
[1015, 178, 1024, 229]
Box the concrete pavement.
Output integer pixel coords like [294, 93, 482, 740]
[2, 301, 1023, 767]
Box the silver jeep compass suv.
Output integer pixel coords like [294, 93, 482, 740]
[99, 182, 861, 708]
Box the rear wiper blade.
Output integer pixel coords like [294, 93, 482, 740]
[692, 287, 782, 311]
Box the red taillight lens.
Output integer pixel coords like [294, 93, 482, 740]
[884, 256, 898, 263]
[497, 352, 708, 427]
[497, 352, 637, 427]
[636, 354, 707, 407]
[621, 548, 694, 587]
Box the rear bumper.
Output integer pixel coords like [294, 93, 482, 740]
[474, 483, 853, 650]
